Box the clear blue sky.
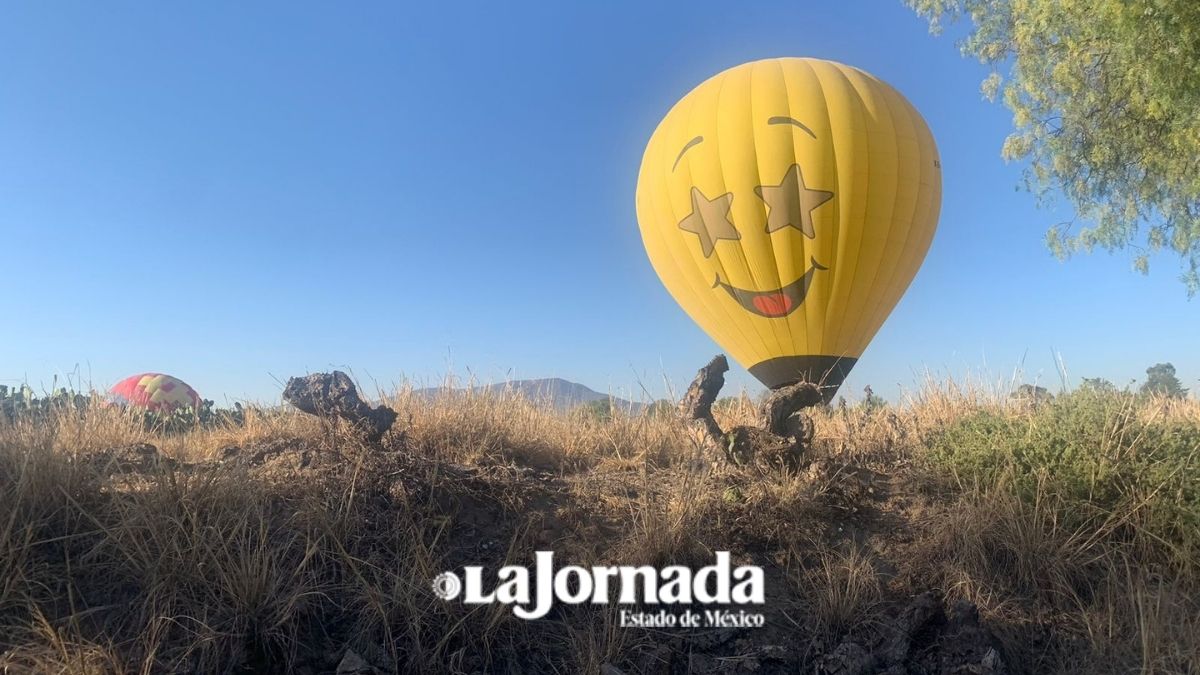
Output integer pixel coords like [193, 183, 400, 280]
[3, 1, 1197, 404]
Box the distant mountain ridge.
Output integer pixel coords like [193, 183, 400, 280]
[412, 377, 645, 412]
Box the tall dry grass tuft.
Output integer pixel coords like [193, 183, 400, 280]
[163, 406, 323, 463]
[797, 543, 883, 640]
[388, 386, 685, 473]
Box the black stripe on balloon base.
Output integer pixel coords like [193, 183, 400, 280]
[748, 355, 858, 402]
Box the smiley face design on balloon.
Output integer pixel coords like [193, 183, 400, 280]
[635, 58, 942, 396]
[676, 151, 833, 318]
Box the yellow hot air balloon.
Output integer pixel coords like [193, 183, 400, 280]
[635, 58, 941, 399]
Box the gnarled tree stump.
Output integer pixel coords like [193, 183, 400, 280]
[679, 354, 823, 468]
[283, 371, 397, 443]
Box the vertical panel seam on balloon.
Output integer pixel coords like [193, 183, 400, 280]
[686, 70, 766, 362]
[803, 58, 839, 360]
[670, 73, 761, 363]
[651, 84, 748, 360]
[856, 89, 939, 357]
[843, 72, 907, 358]
[820, 61, 868, 363]
[857, 88, 931, 357]
[749, 58, 790, 356]
[762, 58, 800, 362]
[711, 64, 775, 366]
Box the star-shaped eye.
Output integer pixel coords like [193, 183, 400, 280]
[754, 164, 834, 238]
[678, 187, 739, 257]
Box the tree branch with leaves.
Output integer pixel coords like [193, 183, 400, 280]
[907, 0, 1200, 294]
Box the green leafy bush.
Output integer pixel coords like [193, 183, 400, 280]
[575, 398, 615, 422]
[927, 389, 1200, 558]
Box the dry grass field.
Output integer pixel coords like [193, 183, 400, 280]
[1, 381, 1198, 674]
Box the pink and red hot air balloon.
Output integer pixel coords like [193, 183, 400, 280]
[109, 373, 201, 412]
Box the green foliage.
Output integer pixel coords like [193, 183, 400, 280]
[927, 388, 1200, 559]
[577, 398, 615, 422]
[0, 384, 245, 433]
[0, 384, 89, 420]
[1141, 362, 1189, 399]
[644, 399, 676, 418]
[1078, 377, 1118, 394]
[146, 399, 247, 433]
[907, 0, 1200, 293]
[1011, 383, 1053, 403]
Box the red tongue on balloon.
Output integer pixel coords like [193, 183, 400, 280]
[752, 293, 793, 317]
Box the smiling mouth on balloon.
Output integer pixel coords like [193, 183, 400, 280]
[713, 257, 828, 318]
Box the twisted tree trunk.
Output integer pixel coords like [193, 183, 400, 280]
[679, 355, 822, 468]
[282, 371, 397, 443]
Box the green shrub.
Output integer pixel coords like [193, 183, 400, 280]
[575, 398, 614, 422]
[644, 399, 676, 418]
[926, 389, 1200, 559]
